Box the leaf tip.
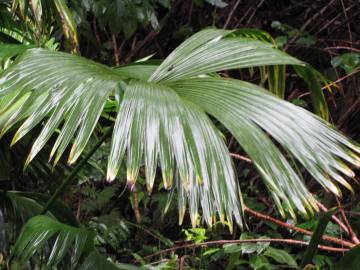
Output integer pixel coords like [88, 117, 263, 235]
[178, 207, 185, 226]
[106, 171, 116, 182]
[10, 134, 20, 147]
[190, 213, 198, 228]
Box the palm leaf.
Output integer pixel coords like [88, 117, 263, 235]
[149, 28, 328, 118]
[227, 28, 287, 99]
[149, 29, 302, 82]
[10, 215, 94, 270]
[0, 48, 122, 165]
[0, 28, 358, 227]
[10, 215, 134, 269]
[170, 77, 359, 216]
[107, 81, 242, 227]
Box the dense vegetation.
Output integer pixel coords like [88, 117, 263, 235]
[0, 0, 360, 269]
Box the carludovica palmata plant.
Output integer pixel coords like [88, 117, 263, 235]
[0, 28, 359, 230]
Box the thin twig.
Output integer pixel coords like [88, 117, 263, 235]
[323, 68, 360, 90]
[338, 95, 360, 129]
[314, 3, 355, 36]
[285, 0, 337, 50]
[179, 255, 188, 270]
[111, 33, 120, 66]
[336, 197, 360, 244]
[326, 10, 360, 38]
[230, 153, 252, 163]
[324, 46, 360, 53]
[345, 211, 360, 217]
[125, 0, 182, 63]
[132, 189, 142, 224]
[315, 200, 350, 235]
[142, 238, 349, 261]
[317, 38, 360, 45]
[187, 1, 193, 26]
[298, 68, 360, 99]
[76, 191, 82, 220]
[245, 0, 265, 26]
[92, 18, 101, 46]
[236, 5, 252, 27]
[244, 206, 354, 248]
[223, 0, 241, 29]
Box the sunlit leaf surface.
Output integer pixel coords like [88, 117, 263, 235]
[0, 28, 358, 227]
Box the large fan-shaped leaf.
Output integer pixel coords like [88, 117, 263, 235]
[0, 48, 123, 166]
[107, 81, 242, 227]
[149, 28, 328, 119]
[0, 28, 358, 227]
[170, 77, 360, 216]
[11, 215, 94, 270]
[149, 29, 302, 82]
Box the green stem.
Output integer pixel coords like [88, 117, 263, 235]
[40, 128, 113, 215]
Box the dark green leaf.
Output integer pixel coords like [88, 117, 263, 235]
[263, 247, 298, 268]
[300, 209, 336, 268]
[331, 53, 360, 74]
[336, 245, 360, 270]
[11, 215, 95, 269]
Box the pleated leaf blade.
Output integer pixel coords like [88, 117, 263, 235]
[170, 77, 360, 216]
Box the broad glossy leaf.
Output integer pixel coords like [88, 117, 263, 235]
[263, 247, 298, 268]
[0, 48, 123, 165]
[171, 78, 360, 216]
[230, 29, 287, 99]
[11, 215, 94, 270]
[0, 29, 358, 228]
[149, 29, 302, 82]
[150, 28, 328, 119]
[107, 81, 243, 228]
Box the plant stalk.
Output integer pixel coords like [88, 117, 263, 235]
[40, 128, 113, 215]
[142, 238, 349, 262]
[244, 205, 355, 248]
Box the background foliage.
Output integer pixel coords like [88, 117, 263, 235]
[0, 0, 360, 269]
